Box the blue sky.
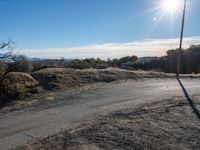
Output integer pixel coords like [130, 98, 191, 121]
[0, 0, 200, 58]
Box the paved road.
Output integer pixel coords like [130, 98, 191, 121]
[0, 78, 200, 150]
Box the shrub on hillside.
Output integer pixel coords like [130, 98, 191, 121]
[0, 72, 38, 105]
[0, 62, 5, 74]
[65, 59, 92, 69]
[95, 63, 109, 69]
[7, 55, 33, 72]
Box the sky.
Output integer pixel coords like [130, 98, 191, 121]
[0, 0, 200, 59]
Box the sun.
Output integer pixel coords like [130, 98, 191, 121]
[160, 0, 182, 14]
[163, 0, 179, 12]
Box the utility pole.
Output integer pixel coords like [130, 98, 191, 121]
[177, 0, 187, 77]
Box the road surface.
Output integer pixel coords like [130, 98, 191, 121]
[0, 78, 200, 150]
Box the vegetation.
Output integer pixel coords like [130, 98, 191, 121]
[0, 39, 15, 84]
[131, 45, 200, 74]
[7, 55, 33, 73]
[165, 45, 200, 74]
[12, 45, 199, 74]
[0, 40, 36, 105]
[1, 42, 200, 106]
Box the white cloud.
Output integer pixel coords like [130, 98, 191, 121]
[18, 36, 200, 59]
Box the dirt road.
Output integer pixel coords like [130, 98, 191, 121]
[0, 78, 200, 150]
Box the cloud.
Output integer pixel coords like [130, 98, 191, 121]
[18, 36, 200, 59]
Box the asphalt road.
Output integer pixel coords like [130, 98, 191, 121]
[0, 78, 200, 150]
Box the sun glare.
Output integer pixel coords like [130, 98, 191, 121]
[160, 0, 182, 14]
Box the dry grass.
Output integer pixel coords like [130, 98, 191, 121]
[1, 68, 200, 111]
[2, 68, 197, 93]
[0, 72, 38, 100]
[3, 72, 38, 87]
[31, 67, 192, 91]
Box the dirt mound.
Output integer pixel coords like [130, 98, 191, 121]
[31, 68, 140, 90]
[31, 67, 184, 91]
[31, 68, 74, 90]
[31, 67, 200, 91]
[2, 68, 198, 101]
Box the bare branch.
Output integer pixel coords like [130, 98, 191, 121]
[0, 38, 12, 49]
[0, 42, 10, 49]
[0, 39, 15, 62]
[0, 39, 15, 85]
[0, 71, 9, 85]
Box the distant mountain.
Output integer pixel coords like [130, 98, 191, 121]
[29, 58, 73, 62]
[29, 58, 42, 61]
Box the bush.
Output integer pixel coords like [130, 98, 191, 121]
[0, 72, 38, 104]
[7, 55, 33, 72]
[65, 59, 92, 69]
[2, 83, 28, 98]
[95, 63, 109, 69]
[0, 62, 5, 73]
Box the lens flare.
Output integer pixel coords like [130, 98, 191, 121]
[160, 0, 182, 14]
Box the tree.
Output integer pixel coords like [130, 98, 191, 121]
[166, 49, 178, 73]
[0, 39, 15, 84]
[0, 39, 14, 61]
[118, 56, 137, 64]
[7, 55, 33, 72]
[164, 45, 200, 74]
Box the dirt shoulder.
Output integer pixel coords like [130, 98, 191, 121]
[1, 68, 200, 113]
[0, 82, 109, 114]
[15, 95, 200, 150]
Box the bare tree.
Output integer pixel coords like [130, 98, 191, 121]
[0, 39, 15, 85]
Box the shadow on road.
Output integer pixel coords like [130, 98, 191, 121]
[0, 96, 14, 109]
[177, 77, 200, 120]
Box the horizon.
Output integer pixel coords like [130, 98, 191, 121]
[18, 36, 200, 59]
[0, 0, 200, 59]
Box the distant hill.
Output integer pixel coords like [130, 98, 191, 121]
[29, 58, 73, 62]
[138, 57, 160, 64]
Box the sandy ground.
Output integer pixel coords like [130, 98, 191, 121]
[15, 96, 200, 150]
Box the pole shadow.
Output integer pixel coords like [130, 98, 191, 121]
[177, 77, 200, 120]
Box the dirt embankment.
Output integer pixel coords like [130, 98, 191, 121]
[1, 68, 200, 111]
[31, 68, 199, 90]
[15, 96, 200, 150]
[2, 68, 199, 94]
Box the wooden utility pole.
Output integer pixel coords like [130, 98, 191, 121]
[177, 0, 187, 77]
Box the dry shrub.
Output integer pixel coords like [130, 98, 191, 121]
[31, 68, 137, 91]
[0, 62, 5, 73]
[31, 68, 70, 90]
[4, 72, 37, 87]
[1, 72, 38, 99]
